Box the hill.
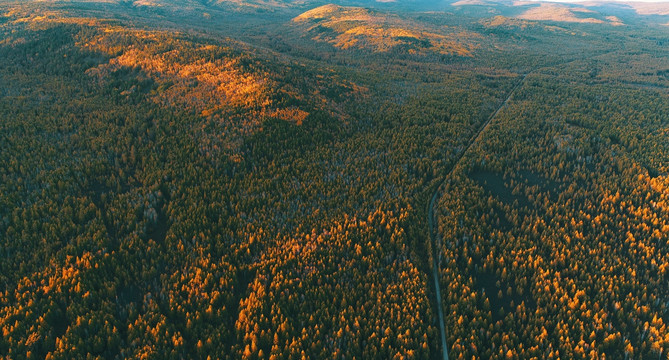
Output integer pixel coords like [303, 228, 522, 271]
[515, 3, 624, 25]
[292, 4, 478, 55]
[449, 0, 669, 26]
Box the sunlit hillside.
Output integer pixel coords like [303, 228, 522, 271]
[293, 4, 479, 55]
[515, 3, 623, 25]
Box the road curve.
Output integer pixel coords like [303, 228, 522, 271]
[427, 73, 528, 360]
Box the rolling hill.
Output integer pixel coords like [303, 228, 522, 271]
[292, 4, 479, 55]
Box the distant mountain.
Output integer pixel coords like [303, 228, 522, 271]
[25, 0, 669, 25]
[514, 2, 623, 25]
[583, 1, 669, 16]
[447, 0, 669, 25]
[292, 4, 479, 55]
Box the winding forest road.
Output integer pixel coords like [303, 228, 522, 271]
[427, 73, 528, 360]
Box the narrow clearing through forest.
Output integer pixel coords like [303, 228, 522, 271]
[427, 73, 528, 360]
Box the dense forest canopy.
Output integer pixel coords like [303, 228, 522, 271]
[0, 0, 667, 359]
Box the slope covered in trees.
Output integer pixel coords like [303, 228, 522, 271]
[0, 3, 512, 359]
[435, 57, 669, 359]
[0, 1, 667, 359]
[292, 4, 478, 56]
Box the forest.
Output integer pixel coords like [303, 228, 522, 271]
[0, 0, 667, 359]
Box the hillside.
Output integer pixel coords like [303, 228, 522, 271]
[292, 4, 479, 55]
[515, 3, 624, 25]
[450, 0, 669, 26]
